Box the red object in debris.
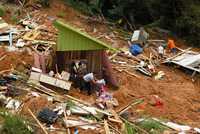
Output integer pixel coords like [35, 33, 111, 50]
[150, 95, 164, 107]
[101, 85, 107, 92]
[137, 102, 146, 110]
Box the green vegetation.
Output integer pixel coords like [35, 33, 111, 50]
[0, 6, 5, 17]
[64, 0, 102, 15]
[11, 15, 19, 24]
[66, 100, 75, 109]
[57, 11, 65, 18]
[65, 0, 200, 46]
[124, 121, 137, 134]
[39, 0, 50, 7]
[0, 111, 33, 134]
[137, 118, 166, 134]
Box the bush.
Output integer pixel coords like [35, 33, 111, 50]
[39, 0, 50, 7]
[0, 6, 5, 17]
[0, 111, 33, 134]
[67, 0, 200, 46]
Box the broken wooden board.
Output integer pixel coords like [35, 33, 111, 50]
[64, 119, 97, 130]
[29, 72, 71, 90]
[104, 120, 111, 134]
[0, 35, 9, 42]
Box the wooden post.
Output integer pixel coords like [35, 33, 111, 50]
[63, 110, 71, 134]
[104, 120, 110, 134]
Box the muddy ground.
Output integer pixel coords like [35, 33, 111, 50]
[1, 0, 200, 131]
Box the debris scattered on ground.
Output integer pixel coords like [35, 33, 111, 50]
[0, 1, 199, 134]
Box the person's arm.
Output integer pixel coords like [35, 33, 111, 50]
[128, 41, 132, 47]
[91, 79, 96, 84]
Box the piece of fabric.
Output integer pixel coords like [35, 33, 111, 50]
[158, 46, 164, 54]
[129, 44, 143, 56]
[77, 64, 87, 77]
[33, 52, 40, 69]
[168, 39, 176, 49]
[102, 51, 119, 88]
[83, 73, 94, 82]
[171, 48, 177, 53]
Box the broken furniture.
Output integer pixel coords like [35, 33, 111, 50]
[131, 28, 149, 46]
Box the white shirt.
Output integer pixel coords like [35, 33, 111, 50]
[96, 79, 106, 86]
[158, 46, 164, 54]
[83, 73, 94, 82]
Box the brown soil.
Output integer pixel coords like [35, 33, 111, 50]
[0, 47, 33, 71]
[45, 1, 200, 128]
[1, 0, 200, 133]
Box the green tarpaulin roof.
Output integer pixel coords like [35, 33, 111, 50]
[54, 20, 115, 51]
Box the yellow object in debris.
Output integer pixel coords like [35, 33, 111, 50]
[155, 71, 165, 80]
[23, 30, 40, 41]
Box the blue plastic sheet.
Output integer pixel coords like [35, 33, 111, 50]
[129, 44, 143, 56]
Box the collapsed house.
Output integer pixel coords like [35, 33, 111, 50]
[54, 20, 118, 87]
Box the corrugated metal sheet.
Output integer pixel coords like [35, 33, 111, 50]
[166, 51, 200, 73]
[54, 20, 114, 51]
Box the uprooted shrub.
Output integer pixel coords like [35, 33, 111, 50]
[0, 111, 33, 134]
[0, 6, 5, 17]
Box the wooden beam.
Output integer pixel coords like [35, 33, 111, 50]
[104, 120, 110, 134]
[123, 70, 141, 79]
[63, 110, 71, 134]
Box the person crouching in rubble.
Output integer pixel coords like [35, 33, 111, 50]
[82, 73, 96, 95]
[95, 79, 106, 96]
[77, 61, 87, 88]
[167, 39, 177, 54]
[158, 45, 165, 59]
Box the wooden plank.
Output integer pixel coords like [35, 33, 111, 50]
[28, 109, 48, 134]
[55, 79, 71, 90]
[40, 74, 56, 85]
[65, 95, 111, 116]
[63, 110, 71, 134]
[118, 99, 144, 115]
[123, 70, 141, 79]
[108, 117, 122, 124]
[104, 120, 110, 134]
[29, 72, 71, 90]
[110, 110, 121, 122]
